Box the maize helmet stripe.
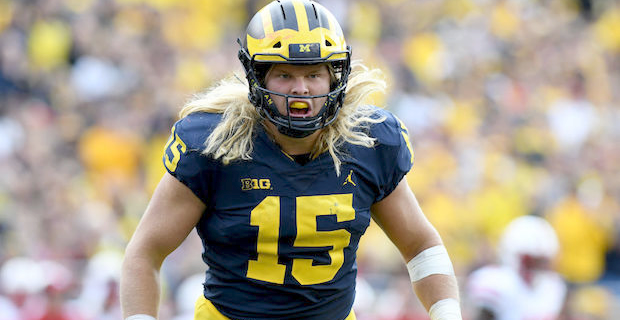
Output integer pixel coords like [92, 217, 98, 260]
[270, 0, 298, 32]
[260, 8, 274, 37]
[292, 1, 309, 33]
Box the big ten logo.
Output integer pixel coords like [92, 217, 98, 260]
[241, 178, 272, 191]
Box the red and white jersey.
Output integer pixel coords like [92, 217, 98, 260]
[466, 265, 566, 320]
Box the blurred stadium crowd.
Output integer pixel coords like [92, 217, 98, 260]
[0, 0, 619, 319]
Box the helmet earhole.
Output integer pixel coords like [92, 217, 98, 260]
[273, 41, 282, 48]
[325, 40, 332, 47]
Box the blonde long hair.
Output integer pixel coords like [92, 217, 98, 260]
[179, 61, 387, 176]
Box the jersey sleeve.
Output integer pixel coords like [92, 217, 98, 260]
[162, 112, 220, 203]
[370, 108, 414, 201]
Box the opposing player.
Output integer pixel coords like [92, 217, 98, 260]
[466, 215, 567, 320]
[120, 1, 461, 319]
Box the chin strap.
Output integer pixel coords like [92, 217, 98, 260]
[276, 123, 315, 138]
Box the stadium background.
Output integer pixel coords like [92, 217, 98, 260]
[0, 0, 619, 318]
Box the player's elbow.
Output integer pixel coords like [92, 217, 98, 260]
[123, 234, 168, 272]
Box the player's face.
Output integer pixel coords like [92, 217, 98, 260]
[520, 254, 552, 285]
[264, 63, 331, 118]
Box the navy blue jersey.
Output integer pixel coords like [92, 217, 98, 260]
[163, 106, 413, 320]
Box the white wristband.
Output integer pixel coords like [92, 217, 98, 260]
[125, 315, 156, 320]
[406, 245, 455, 282]
[429, 298, 462, 320]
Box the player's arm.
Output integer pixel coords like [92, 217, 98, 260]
[120, 172, 206, 319]
[371, 176, 462, 320]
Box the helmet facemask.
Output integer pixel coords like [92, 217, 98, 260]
[498, 215, 559, 286]
[239, 47, 350, 138]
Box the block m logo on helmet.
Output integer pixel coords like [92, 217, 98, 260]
[290, 43, 320, 58]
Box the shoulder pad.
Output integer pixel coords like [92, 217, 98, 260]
[172, 112, 222, 151]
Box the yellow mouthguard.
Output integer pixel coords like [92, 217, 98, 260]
[290, 102, 308, 109]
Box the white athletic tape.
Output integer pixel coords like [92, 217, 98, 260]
[429, 298, 462, 320]
[406, 245, 455, 282]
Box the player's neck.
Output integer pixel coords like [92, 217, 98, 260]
[263, 121, 321, 155]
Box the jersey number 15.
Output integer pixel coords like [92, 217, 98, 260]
[247, 194, 355, 286]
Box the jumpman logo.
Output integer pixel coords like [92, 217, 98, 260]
[343, 170, 356, 187]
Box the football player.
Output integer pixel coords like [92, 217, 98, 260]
[120, 1, 461, 319]
[466, 215, 567, 320]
